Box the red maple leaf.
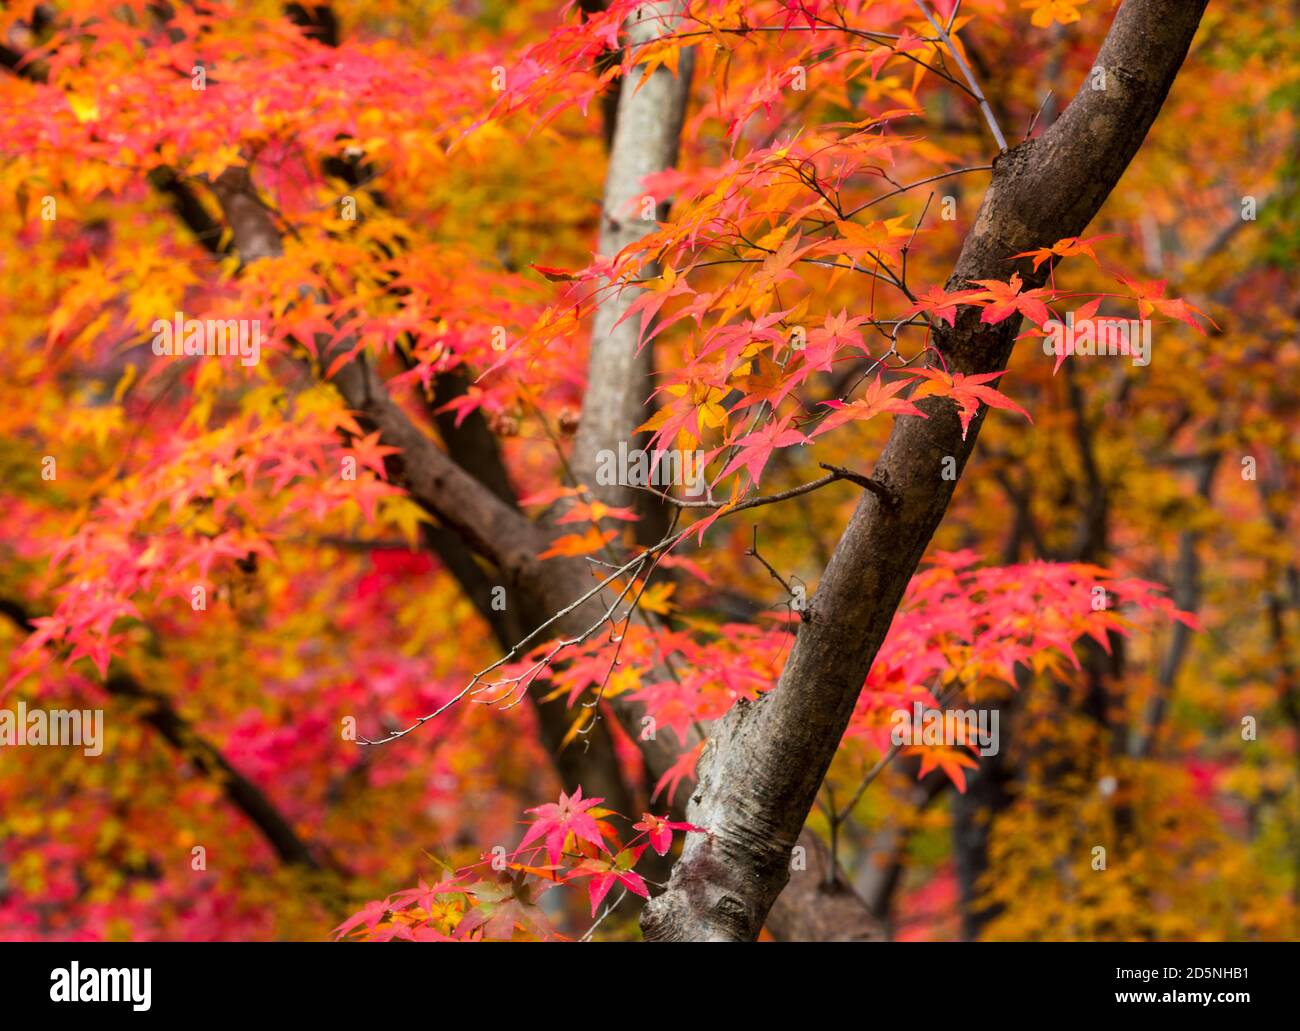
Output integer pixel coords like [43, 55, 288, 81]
[1115, 274, 1213, 332]
[718, 414, 809, 486]
[633, 814, 706, 856]
[812, 375, 925, 437]
[800, 308, 871, 371]
[347, 431, 401, 478]
[652, 740, 706, 806]
[969, 272, 1053, 327]
[1010, 233, 1114, 271]
[900, 284, 984, 326]
[568, 847, 650, 915]
[517, 788, 609, 865]
[903, 368, 1031, 439]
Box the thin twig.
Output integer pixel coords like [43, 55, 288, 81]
[745, 526, 800, 600]
[818, 463, 900, 507]
[832, 164, 994, 224]
[1025, 89, 1054, 140]
[581, 888, 630, 941]
[912, 0, 1008, 153]
[836, 682, 963, 822]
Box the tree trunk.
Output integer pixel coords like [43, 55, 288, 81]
[570, 0, 693, 535]
[641, 0, 1211, 941]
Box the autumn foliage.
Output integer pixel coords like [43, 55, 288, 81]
[0, 0, 1296, 942]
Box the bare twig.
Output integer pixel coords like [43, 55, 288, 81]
[837, 682, 963, 822]
[912, 0, 1008, 153]
[818, 463, 900, 508]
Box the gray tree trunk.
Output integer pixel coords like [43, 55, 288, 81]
[570, 1, 694, 526]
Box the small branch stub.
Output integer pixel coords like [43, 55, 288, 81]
[819, 463, 901, 508]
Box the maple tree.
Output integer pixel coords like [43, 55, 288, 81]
[0, 0, 1296, 944]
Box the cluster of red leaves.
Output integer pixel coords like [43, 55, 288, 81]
[508, 159, 1211, 543]
[471, 550, 1195, 801]
[844, 550, 1199, 789]
[5, 404, 405, 684]
[334, 790, 701, 940]
[337, 547, 1193, 937]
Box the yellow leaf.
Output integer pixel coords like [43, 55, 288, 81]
[67, 93, 100, 123]
[380, 495, 432, 548]
[559, 711, 590, 750]
[637, 581, 677, 616]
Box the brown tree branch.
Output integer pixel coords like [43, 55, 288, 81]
[0, 599, 331, 872]
[207, 167, 684, 808]
[763, 828, 885, 941]
[1130, 450, 1219, 757]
